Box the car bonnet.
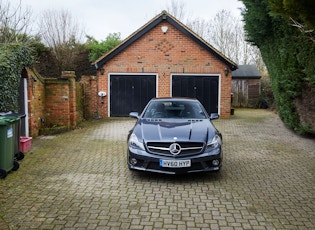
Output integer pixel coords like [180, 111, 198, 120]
[136, 118, 215, 142]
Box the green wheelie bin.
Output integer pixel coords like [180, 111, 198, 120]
[0, 112, 26, 160]
[0, 116, 20, 179]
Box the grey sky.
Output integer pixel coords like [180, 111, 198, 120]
[13, 0, 244, 40]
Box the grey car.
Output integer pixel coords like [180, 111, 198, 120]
[127, 97, 222, 174]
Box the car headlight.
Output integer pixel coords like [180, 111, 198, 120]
[207, 134, 222, 150]
[128, 133, 145, 150]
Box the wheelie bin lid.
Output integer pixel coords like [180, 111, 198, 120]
[0, 112, 26, 119]
[0, 116, 20, 126]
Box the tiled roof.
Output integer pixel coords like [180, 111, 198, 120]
[232, 64, 261, 79]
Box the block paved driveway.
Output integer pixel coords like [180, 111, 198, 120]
[0, 109, 314, 230]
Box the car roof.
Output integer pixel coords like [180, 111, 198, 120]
[150, 97, 199, 102]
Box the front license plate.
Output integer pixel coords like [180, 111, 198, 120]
[159, 159, 191, 168]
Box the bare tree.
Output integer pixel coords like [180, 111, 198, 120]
[187, 18, 211, 39]
[0, 0, 33, 43]
[165, 2, 267, 71]
[205, 10, 242, 62]
[250, 47, 267, 75]
[38, 9, 85, 72]
[187, 9, 265, 71]
[166, 0, 188, 21]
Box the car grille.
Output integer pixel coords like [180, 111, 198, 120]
[146, 142, 204, 157]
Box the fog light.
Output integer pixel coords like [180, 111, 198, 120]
[130, 158, 137, 165]
[212, 159, 220, 166]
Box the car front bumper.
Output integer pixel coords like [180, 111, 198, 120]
[127, 147, 222, 174]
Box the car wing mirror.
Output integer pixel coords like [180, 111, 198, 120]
[129, 112, 139, 119]
[210, 113, 219, 120]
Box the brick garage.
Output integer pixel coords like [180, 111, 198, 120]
[93, 11, 237, 118]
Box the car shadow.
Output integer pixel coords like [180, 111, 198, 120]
[128, 170, 224, 184]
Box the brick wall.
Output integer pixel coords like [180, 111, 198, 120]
[27, 69, 45, 137]
[97, 21, 232, 118]
[44, 72, 76, 129]
[80, 75, 99, 119]
[27, 70, 77, 137]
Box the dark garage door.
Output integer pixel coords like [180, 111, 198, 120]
[172, 75, 219, 114]
[110, 75, 156, 116]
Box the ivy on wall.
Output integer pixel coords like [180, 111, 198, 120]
[0, 43, 34, 112]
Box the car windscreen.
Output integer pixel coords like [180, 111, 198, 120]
[143, 101, 207, 119]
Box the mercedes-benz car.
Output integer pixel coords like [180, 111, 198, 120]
[127, 97, 222, 174]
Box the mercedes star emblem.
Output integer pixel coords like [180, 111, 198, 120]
[169, 143, 181, 155]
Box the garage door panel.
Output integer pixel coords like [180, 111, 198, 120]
[172, 75, 219, 114]
[210, 79, 219, 111]
[110, 75, 156, 116]
[195, 77, 204, 100]
[173, 76, 196, 98]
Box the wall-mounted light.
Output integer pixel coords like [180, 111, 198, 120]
[98, 91, 107, 97]
[161, 26, 168, 34]
[100, 68, 105, 75]
[224, 67, 229, 77]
